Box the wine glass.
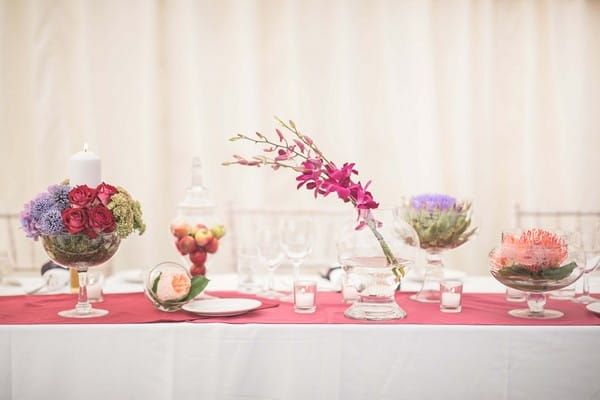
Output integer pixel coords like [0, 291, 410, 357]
[573, 220, 600, 304]
[256, 226, 285, 299]
[280, 216, 314, 282]
[41, 232, 120, 318]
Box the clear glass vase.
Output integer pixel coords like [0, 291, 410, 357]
[41, 232, 120, 318]
[337, 209, 419, 320]
[170, 157, 224, 278]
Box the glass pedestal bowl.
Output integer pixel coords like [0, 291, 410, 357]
[489, 229, 585, 319]
[42, 232, 120, 318]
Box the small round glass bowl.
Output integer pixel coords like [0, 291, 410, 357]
[144, 262, 194, 312]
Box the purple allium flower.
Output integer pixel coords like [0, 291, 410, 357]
[48, 184, 71, 211]
[410, 194, 457, 212]
[29, 192, 53, 221]
[38, 208, 65, 234]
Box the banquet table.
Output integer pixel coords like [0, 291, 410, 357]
[1, 271, 600, 400]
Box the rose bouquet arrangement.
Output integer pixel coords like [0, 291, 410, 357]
[20, 182, 145, 264]
[401, 193, 476, 250]
[491, 229, 578, 280]
[144, 262, 209, 312]
[223, 117, 405, 279]
[21, 182, 145, 240]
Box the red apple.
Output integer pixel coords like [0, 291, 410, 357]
[190, 263, 206, 276]
[189, 223, 208, 237]
[194, 227, 213, 246]
[170, 222, 189, 239]
[178, 236, 197, 255]
[205, 237, 219, 254]
[174, 238, 184, 254]
[189, 249, 207, 266]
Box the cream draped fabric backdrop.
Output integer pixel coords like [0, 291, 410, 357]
[0, 0, 599, 274]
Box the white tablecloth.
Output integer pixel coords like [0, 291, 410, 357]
[1, 272, 600, 400]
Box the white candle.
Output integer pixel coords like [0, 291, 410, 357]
[441, 292, 461, 308]
[69, 144, 101, 187]
[295, 291, 315, 308]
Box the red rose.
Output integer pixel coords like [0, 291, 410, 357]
[68, 185, 97, 208]
[61, 208, 88, 234]
[96, 182, 118, 206]
[88, 204, 116, 234]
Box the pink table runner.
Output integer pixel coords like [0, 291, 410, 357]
[0, 291, 598, 325]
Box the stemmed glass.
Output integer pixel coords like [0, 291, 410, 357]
[41, 232, 120, 318]
[573, 220, 600, 304]
[256, 226, 285, 299]
[280, 216, 314, 282]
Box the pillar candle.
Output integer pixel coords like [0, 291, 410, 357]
[69, 144, 101, 187]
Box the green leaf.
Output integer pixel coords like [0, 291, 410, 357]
[496, 262, 578, 281]
[496, 265, 533, 278]
[152, 273, 162, 294]
[540, 262, 577, 280]
[182, 275, 210, 302]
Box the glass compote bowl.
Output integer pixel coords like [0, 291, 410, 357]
[337, 209, 420, 320]
[42, 232, 120, 318]
[489, 228, 585, 319]
[398, 194, 477, 303]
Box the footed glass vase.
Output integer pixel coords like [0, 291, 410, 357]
[337, 209, 419, 320]
[397, 196, 477, 303]
[42, 233, 120, 318]
[489, 229, 585, 319]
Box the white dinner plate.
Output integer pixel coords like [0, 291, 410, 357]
[182, 298, 262, 317]
[585, 302, 600, 316]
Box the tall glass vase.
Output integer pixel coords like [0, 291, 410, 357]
[337, 209, 419, 320]
[42, 233, 120, 318]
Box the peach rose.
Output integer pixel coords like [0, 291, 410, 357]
[156, 271, 191, 302]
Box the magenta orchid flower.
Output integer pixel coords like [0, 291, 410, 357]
[223, 117, 403, 275]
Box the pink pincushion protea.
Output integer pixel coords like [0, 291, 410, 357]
[493, 229, 568, 272]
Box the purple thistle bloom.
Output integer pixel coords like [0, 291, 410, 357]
[410, 193, 457, 212]
[48, 184, 71, 211]
[38, 208, 65, 234]
[29, 192, 53, 220]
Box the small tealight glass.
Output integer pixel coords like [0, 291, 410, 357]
[87, 270, 105, 303]
[440, 279, 463, 313]
[294, 280, 317, 314]
[236, 249, 262, 294]
[505, 287, 526, 302]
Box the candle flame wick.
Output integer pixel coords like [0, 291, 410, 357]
[83, 143, 88, 152]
